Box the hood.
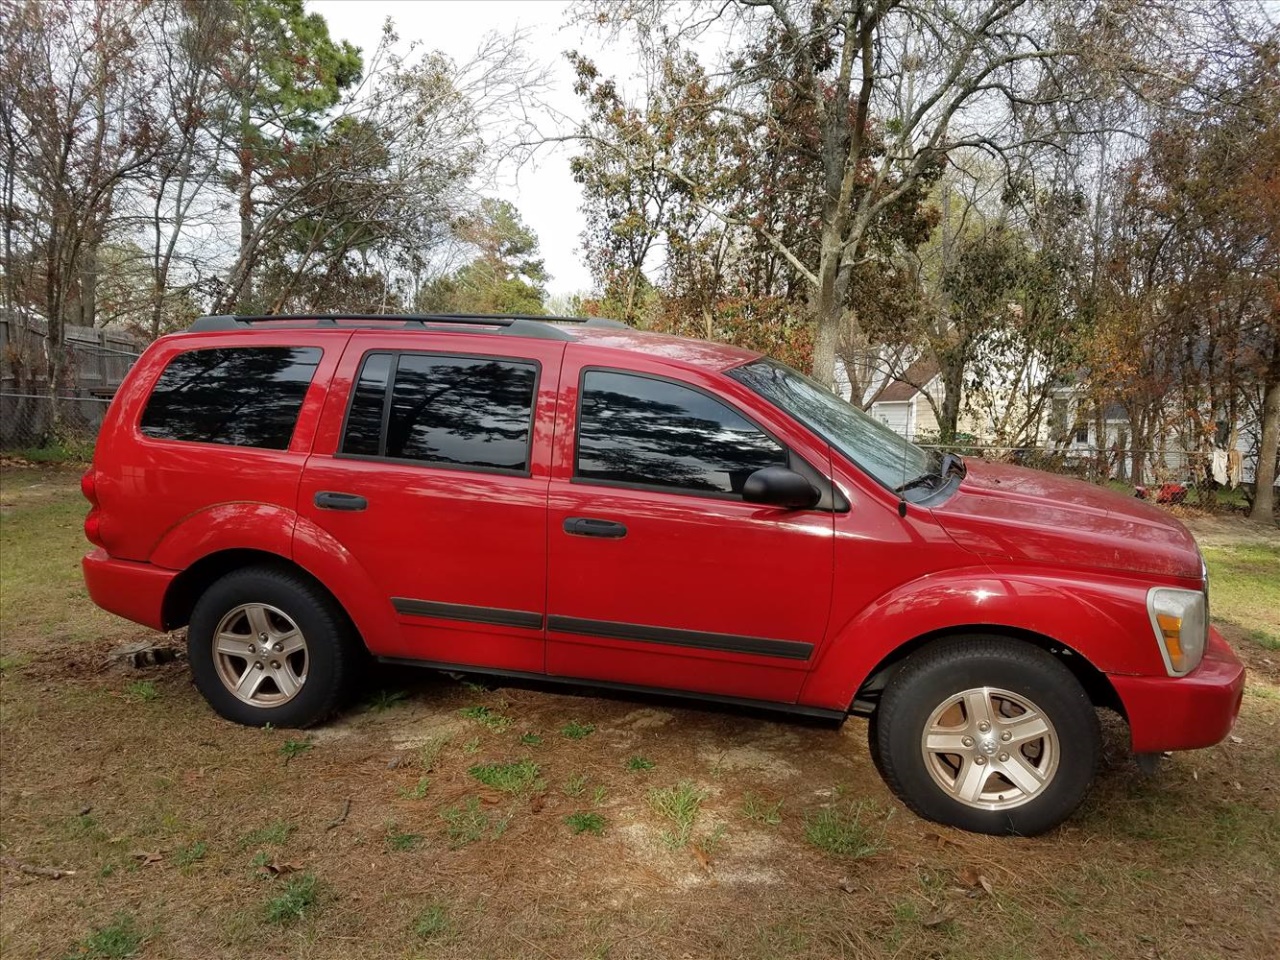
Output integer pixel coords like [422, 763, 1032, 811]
[930, 459, 1203, 580]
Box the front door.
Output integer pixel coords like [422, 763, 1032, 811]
[297, 331, 564, 671]
[545, 356, 835, 703]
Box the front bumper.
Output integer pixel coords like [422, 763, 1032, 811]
[82, 549, 177, 632]
[1109, 627, 1245, 753]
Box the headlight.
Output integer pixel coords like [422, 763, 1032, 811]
[1146, 587, 1207, 676]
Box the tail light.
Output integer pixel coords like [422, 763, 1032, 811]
[81, 469, 99, 506]
[81, 469, 105, 547]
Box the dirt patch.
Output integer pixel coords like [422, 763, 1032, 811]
[3, 466, 1279, 960]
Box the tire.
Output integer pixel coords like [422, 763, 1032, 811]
[187, 565, 357, 728]
[873, 636, 1099, 836]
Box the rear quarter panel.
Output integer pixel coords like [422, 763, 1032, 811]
[91, 330, 348, 564]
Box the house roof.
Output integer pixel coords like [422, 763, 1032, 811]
[876, 358, 939, 403]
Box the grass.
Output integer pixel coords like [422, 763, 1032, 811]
[263, 873, 322, 926]
[123, 680, 159, 703]
[279, 738, 312, 760]
[385, 826, 424, 852]
[468, 759, 541, 793]
[565, 811, 606, 836]
[519, 732, 544, 746]
[1203, 543, 1280, 644]
[648, 780, 708, 848]
[803, 800, 888, 859]
[65, 913, 142, 959]
[366, 689, 409, 711]
[440, 797, 509, 848]
[459, 705, 513, 730]
[564, 772, 587, 798]
[398, 775, 431, 799]
[239, 821, 293, 849]
[417, 736, 449, 770]
[172, 840, 207, 868]
[413, 904, 450, 940]
[626, 755, 655, 771]
[561, 720, 595, 739]
[11, 441, 94, 464]
[741, 791, 783, 826]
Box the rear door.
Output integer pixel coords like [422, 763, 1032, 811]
[544, 351, 836, 703]
[297, 331, 564, 670]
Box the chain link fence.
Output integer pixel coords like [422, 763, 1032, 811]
[1, 391, 113, 452]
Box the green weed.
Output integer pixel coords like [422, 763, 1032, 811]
[65, 912, 142, 959]
[460, 705, 512, 730]
[626, 755, 655, 771]
[648, 780, 708, 848]
[469, 759, 540, 793]
[565, 811, 606, 836]
[414, 904, 450, 940]
[742, 791, 783, 826]
[441, 797, 504, 848]
[172, 840, 207, 868]
[263, 873, 322, 926]
[124, 680, 159, 703]
[561, 720, 595, 739]
[367, 689, 409, 711]
[279, 738, 312, 761]
[803, 800, 888, 859]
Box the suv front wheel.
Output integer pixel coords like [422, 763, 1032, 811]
[188, 565, 357, 727]
[872, 636, 1100, 835]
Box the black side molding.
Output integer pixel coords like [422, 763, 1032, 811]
[392, 598, 543, 630]
[547, 615, 813, 661]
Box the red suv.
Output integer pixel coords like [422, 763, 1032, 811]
[81, 314, 1245, 835]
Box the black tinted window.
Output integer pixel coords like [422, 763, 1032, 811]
[140, 347, 321, 449]
[341, 353, 391, 456]
[576, 371, 786, 495]
[342, 353, 538, 471]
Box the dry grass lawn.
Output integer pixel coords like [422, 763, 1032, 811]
[1, 466, 1277, 959]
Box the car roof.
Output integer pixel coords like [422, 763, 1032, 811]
[183, 313, 763, 374]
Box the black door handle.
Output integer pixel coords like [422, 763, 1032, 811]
[563, 517, 627, 538]
[314, 491, 367, 511]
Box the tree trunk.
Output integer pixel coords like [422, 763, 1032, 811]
[1250, 362, 1279, 521]
[939, 356, 965, 443]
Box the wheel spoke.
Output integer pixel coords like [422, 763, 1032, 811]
[954, 757, 990, 803]
[963, 690, 993, 729]
[1000, 711, 1049, 745]
[215, 632, 254, 658]
[275, 629, 306, 656]
[925, 731, 971, 753]
[244, 604, 271, 640]
[234, 665, 266, 701]
[998, 752, 1046, 795]
[273, 665, 301, 699]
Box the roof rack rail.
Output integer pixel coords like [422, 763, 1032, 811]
[188, 312, 629, 340]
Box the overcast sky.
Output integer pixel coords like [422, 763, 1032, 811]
[310, 0, 617, 299]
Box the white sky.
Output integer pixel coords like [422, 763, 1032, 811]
[310, 0, 614, 299]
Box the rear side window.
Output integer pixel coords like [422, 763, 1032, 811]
[340, 352, 539, 473]
[576, 370, 787, 495]
[140, 346, 321, 449]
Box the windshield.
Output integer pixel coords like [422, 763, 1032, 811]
[729, 359, 938, 492]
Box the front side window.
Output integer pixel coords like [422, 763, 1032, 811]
[730, 359, 938, 493]
[340, 352, 538, 473]
[140, 346, 321, 449]
[576, 370, 787, 495]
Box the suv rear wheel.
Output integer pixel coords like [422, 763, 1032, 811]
[873, 636, 1099, 835]
[188, 565, 357, 727]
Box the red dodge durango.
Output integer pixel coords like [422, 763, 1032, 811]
[81, 313, 1246, 835]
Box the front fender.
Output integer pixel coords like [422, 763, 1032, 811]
[798, 565, 1166, 711]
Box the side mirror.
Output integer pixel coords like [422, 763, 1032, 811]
[742, 466, 820, 510]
